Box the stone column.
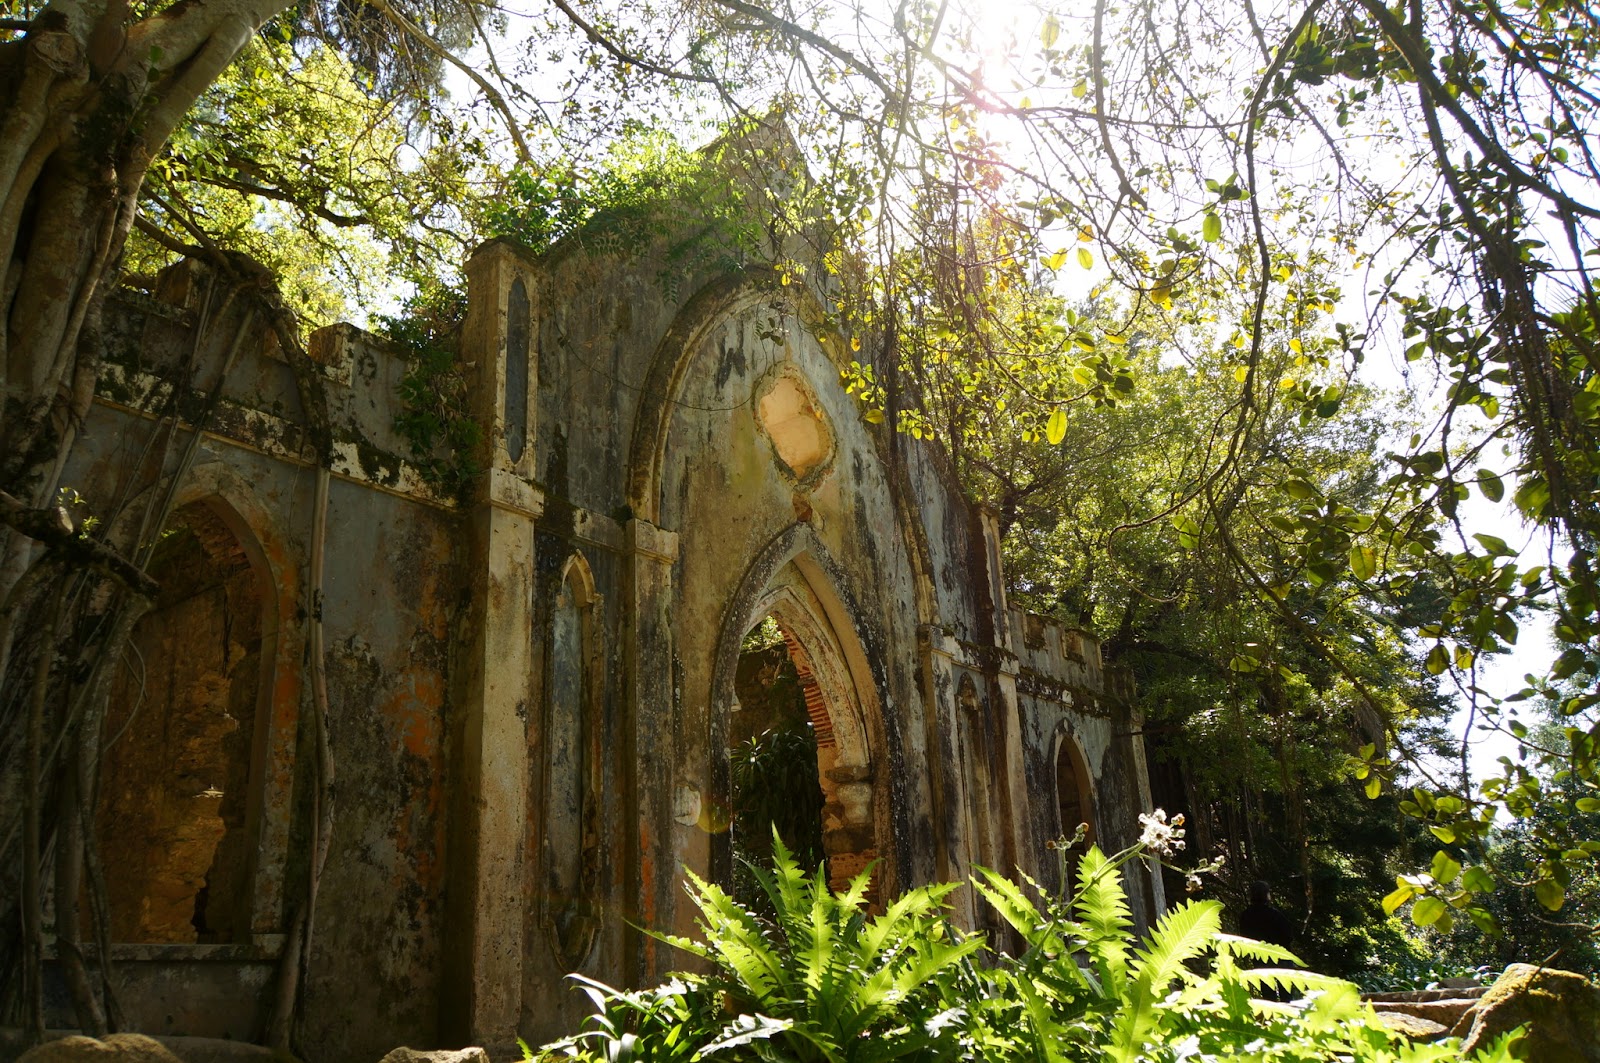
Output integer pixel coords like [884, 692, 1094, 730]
[990, 651, 1037, 885]
[443, 241, 543, 1049]
[620, 517, 678, 986]
[918, 623, 972, 924]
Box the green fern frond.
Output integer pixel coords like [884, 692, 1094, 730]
[1214, 932, 1302, 967]
[1072, 846, 1131, 989]
[1237, 966, 1351, 1000]
[971, 865, 1053, 947]
[1129, 899, 1220, 989]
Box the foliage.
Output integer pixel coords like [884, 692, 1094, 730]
[729, 724, 825, 916]
[376, 282, 481, 498]
[484, 126, 826, 300]
[841, 256, 1457, 977]
[534, 838, 1522, 1063]
[131, 34, 480, 326]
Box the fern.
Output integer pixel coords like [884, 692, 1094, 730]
[1072, 846, 1132, 993]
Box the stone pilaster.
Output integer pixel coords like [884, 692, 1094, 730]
[620, 517, 679, 986]
[443, 242, 544, 1049]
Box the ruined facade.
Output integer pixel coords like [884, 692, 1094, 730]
[43, 206, 1164, 1060]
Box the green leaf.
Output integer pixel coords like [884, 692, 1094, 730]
[1349, 545, 1376, 581]
[1425, 643, 1449, 675]
[1477, 468, 1505, 501]
[1430, 850, 1462, 886]
[1576, 798, 1600, 813]
[1535, 878, 1566, 911]
[1412, 897, 1446, 926]
[1365, 775, 1382, 799]
[1170, 513, 1200, 550]
[1382, 883, 1415, 915]
[1473, 532, 1512, 556]
[1202, 212, 1222, 243]
[1077, 247, 1094, 269]
[1046, 408, 1067, 445]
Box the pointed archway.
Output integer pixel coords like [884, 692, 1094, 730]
[707, 527, 896, 903]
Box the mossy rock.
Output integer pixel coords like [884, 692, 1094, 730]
[1457, 963, 1600, 1062]
[17, 1036, 183, 1063]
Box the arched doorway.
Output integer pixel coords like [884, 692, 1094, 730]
[1055, 731, 1097, 888]
[97, 500, 268, 943]
[710, 543, 890, 905]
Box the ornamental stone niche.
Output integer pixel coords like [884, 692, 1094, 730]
[51, 123, 1165, 1063]
[754, 365, 834, 485]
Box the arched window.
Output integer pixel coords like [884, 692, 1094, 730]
[957, 674, 998, 872]
[97, 501, 266, 943]
[543, 552, 600, 967]
[1055, 733, 1097, 885]
[505, 277, 530, 463]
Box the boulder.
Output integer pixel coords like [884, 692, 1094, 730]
[1373, 1011, 1450, 1042]
[1369, 998, 1478, 1028]
[376, 1049, 489, 1063]
[17, 1036, 184, 1063]
[1457, 963, 1600, 1063]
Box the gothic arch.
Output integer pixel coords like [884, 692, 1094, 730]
[98, 491, 280, 942]
[623, 272, 941, 633]
[707, 523, 900, 898]
[1054, 726, 1097, 851]
[625, 268, 794, 524]
[538, 547, 604, 968]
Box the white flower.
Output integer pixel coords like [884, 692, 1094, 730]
[1138, 808, 1187, 856]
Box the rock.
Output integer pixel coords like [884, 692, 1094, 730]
[1369, 998, 1479, 1028]
[1434, 976, 1484, 990]
[376, 1049, 489, 1063]
[1457, 963, 1600, 1063]
[1374, 1011, 1450, 1042]
[17, 1035, 184, 1063]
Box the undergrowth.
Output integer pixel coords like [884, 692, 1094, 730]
[531, 836, 1522, 1063]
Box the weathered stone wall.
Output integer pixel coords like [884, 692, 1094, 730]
[45, 178, 1161, 1062]
[48, 271, 460, 1061]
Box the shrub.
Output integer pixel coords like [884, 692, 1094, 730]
[533, 835, 1523, 1062]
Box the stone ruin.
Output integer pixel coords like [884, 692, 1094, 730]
[39, 200, 1165, 1061]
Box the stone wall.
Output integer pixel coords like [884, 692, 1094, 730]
[46, 172, 1162, 1061]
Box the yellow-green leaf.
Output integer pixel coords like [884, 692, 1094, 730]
[1382, 884, 1414, 915]
[1202, 212, 1221, 243]
[1077, 247, 1094, 269]
[1535, 879, 1565, 912]
[1046, 408, 1067, 445]
[1041, 14, 1060, 48]
[1349, 545, 1377, 581]
[1045, 249, 1068, 270]
[1430, 850, 1462, 886]
[1412, 897, 1446, 926]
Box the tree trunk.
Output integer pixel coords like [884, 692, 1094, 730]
[0, 0, 294, 1035]
[1, 0, 294, 513]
